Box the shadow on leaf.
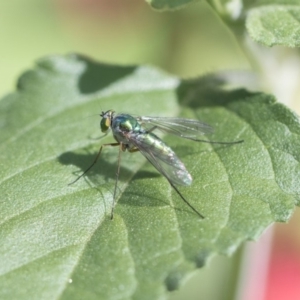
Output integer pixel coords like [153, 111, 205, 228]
[59, 151, 131, 183]
[76, 54, 136, 94]
[176, 74, 259, 108]
[58, 151, 161, 185]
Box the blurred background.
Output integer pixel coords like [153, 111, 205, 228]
[0, 0, 250, 96]
[1, 1, 299, 299]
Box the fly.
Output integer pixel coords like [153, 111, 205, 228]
[69, 110, 243, 219]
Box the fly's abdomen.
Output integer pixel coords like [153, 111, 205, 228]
[133, 132, 192, 186]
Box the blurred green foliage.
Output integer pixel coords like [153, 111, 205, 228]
[0, 0, 249, 97]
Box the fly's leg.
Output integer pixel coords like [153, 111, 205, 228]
[127, 144, 204, 219]
[111, 143, 124, 220]
[128, 148, 140, 153]
[68, 142, 120, 185]
[146, 126, 157, 133]
[168, 181, 205, 219]
[110, 146, 140, 219]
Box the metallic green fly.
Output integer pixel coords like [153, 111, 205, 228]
[69, 110, 243, 219]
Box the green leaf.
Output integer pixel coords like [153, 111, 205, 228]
[144, 0, 300, 47]
[145, 0, 198, 10]
[0, 54, 299, 299]
[246, 3, 300, 47]
[206, 0, 300, 47]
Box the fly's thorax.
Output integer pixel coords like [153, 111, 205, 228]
[111, 114, 141, 143]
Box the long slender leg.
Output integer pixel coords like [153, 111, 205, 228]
[193, 138, 244, 145]
[128, 145, 204, 218]
[128, 148, 140, 153]
[168, 180, 204, 219]
[146, 126, 157, 133]
[111, 143, 123, 220]
[68, 142, 120, 185]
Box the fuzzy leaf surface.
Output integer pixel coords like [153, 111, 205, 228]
[0, 55, 299, 300]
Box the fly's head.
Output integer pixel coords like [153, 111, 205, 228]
[100, 110, 115, 133]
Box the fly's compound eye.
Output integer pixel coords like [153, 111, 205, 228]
[100, 117, 111, 132]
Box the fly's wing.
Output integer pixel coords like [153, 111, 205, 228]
[128, 132, 192, 186]
[137, 116, 214, 141]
